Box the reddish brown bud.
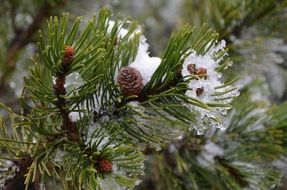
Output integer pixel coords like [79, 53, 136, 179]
[187, 64, 196, 74]
[63, 46, 74, 65]
[98, 160, 113, 172]
[196, 87, 204, 96]
[117, 66, 143, 97]
[196, 67, 207, 75]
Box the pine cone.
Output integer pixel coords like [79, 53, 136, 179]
[98, 160, 113, 172]
[117, 66, 143, 96]
[63, 46, 74, 65]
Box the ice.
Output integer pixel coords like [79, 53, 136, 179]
[98, 175, 124, 190]
[206, 40, 226, 57]
[65, 72, 84, 92]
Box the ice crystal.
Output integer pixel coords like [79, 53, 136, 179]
[65, 72, 84, 92]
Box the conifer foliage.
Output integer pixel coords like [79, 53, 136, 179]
[0, 6, 244, 190]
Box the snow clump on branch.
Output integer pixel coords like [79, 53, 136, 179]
[182, 40, 239, 134]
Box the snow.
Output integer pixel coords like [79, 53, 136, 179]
[68, 111, 80, 122]
[182, 40, 239, 134]
[64, 72, 86, 122]
[182, 41, 226, 103]
[197, 141, 224, 168]
[206, 40, 226, 57]
[108, 20, 161, 86]
[129, 36, 161, 85]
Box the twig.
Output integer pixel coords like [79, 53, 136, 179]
[0, 0, 67, 92]
[9, 1, 22, 35]
[54, 73, 80, 141]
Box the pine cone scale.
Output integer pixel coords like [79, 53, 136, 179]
[117, 66, 143, 96]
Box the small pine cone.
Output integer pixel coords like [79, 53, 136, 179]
[63, 46, 74, 65]
[196, 87, 204, 96]
[117, 66, 143, 97]
[187, 64, 196, 74]
[98, 160, 113, 172]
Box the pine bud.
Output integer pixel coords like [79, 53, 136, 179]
[196, 67, 207, 79]
[98, 160, 113, 172]
[196, 67, 207, 75]
[187, 64, 196, 74]
[196, 87, 204, 96]
[63, 46, 74, 65]
[117, 66, 143, 97]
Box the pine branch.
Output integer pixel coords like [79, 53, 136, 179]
[0, 10, 146, 189]
[1, 7, 241, 189]
[138, 91, 287, 190]
[53, 61, 79, 142]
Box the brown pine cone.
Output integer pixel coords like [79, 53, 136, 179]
[117, 66, 143, 97]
